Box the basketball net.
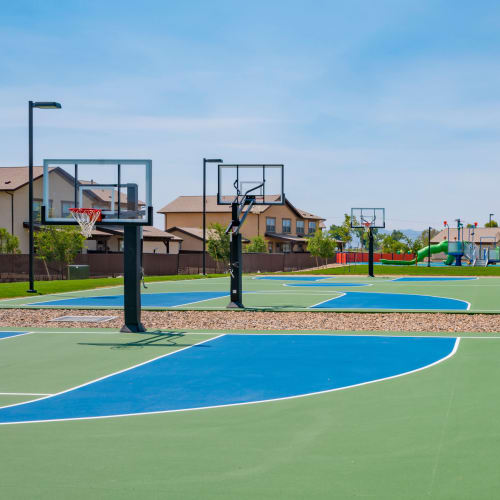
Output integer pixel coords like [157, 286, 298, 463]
[363, 221, 372, 232]
[69, 208, 102, 238]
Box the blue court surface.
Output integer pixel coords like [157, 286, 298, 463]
[312, 291, 469, 310]
[0, 331, 31, 340]
[254, 276, 328, 281]
[30, 292, 229, 308]
[285, 283, 369, 287]
[392, 277, 477, 282]
[0, 334, 457, 424]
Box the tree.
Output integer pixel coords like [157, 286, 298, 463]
[206, 223, 230, 272]
[391, 230, 405, 241]
[0, 228, 20, 254]
[354, 227, 380, 250]
[381, 235, 409, 254]
[328, 214, 353, 249]
[485, 220, 498, 228]
[421, 228, 439, 246]
[307, 230, 336, 268]
[410, 237, 424, 255]
[34, 226, 85, 278]
[244, 235, 268, 253]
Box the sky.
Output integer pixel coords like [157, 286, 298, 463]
[2, 0, 500, 231]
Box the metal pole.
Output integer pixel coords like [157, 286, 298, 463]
[428, 226, 431, 268]
[27, 101, 37, 293]
[202, 158, 206, 275]
[368, 227, 374, 278]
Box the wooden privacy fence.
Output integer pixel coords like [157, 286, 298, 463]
[0, 252, 335, 281]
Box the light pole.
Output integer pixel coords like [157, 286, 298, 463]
[490, 213, 494, 226]
[28, 101, 61, 293]
[202, 158, 223, 275]
[427, 227, 432, 268]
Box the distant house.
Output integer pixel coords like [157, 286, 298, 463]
[158, 195, 327, 253]
[0, 166, 182, 254]
[431, 227, 500, 247]
[167, 226, 249, 252]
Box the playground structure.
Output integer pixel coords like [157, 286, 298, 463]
[381, 219, 500, 267]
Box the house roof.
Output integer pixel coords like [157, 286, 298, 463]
[431, 227, 500, 244]
[91, 226, 181, 241]
[0, 166, 45, 191]
[264, 232, 309, 243]
[0, 166, 145, 206]
[167, 226, 250, 243]
[157, 195, 325, 221]
[79, 180, 145, 206]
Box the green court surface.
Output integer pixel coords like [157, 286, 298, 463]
[1, 328, 500, 499]
[1, 275, 500, 312]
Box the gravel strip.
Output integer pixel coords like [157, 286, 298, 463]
[1, 308, 500, 333]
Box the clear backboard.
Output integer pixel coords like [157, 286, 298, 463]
[41, 159, 152, 226]
[217, 164, 284, 205]
[351, 208, 385, 229]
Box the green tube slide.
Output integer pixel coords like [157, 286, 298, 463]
[380, 240, 450, 266]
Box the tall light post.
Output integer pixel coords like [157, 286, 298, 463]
[28, 101, 62, 293]
[490, 213, 494, 226]
[202, 158, 223, 275]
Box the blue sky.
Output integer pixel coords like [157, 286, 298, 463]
[2, 0, 500, 230]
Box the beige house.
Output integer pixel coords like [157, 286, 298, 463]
[158, 195, 326, 253]
[167, 226, 249, 252]
[0, 166, 181, 254]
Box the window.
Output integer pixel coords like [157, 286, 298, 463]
[283, 243, 291, 253]
[61, 201, 73, 217]
[32, 199, 52, 222]
[266, 217, 276, 232]
[282, 218, 291, 233]
[296, 220, 304, 235]
[308, 221, 317, 234]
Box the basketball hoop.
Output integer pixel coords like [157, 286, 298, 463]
[363, 221, 372, 231]
[69, 208, 102, 238]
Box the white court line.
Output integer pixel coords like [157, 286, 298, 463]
[0, 392, 53, 396]
[309, 293, 347, 308]
[4, 330, 500, 338]
[0, 335, 460, 425]
[0, 331, 35, 341]
[0, 334, 224, 421]
[172, 294, 230, 308]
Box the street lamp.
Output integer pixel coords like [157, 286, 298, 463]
[202, 158, 223, 275]
[28, 101, 62, 293]
[490, 213, 494, 226]
[427, 227, 432, 268]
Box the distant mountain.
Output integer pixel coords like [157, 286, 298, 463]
[379, 229, 422, 241]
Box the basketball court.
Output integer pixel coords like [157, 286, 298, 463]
[1, 274, 498, 312]
[2, 159, 500, 499]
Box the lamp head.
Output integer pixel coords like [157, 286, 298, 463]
[33, 102, 62, 109]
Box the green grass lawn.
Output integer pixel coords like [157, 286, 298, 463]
[0, 274, 226, 299]
[293, 264, 500, 276]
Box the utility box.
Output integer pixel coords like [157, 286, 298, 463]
[67, 265, 90, 280]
